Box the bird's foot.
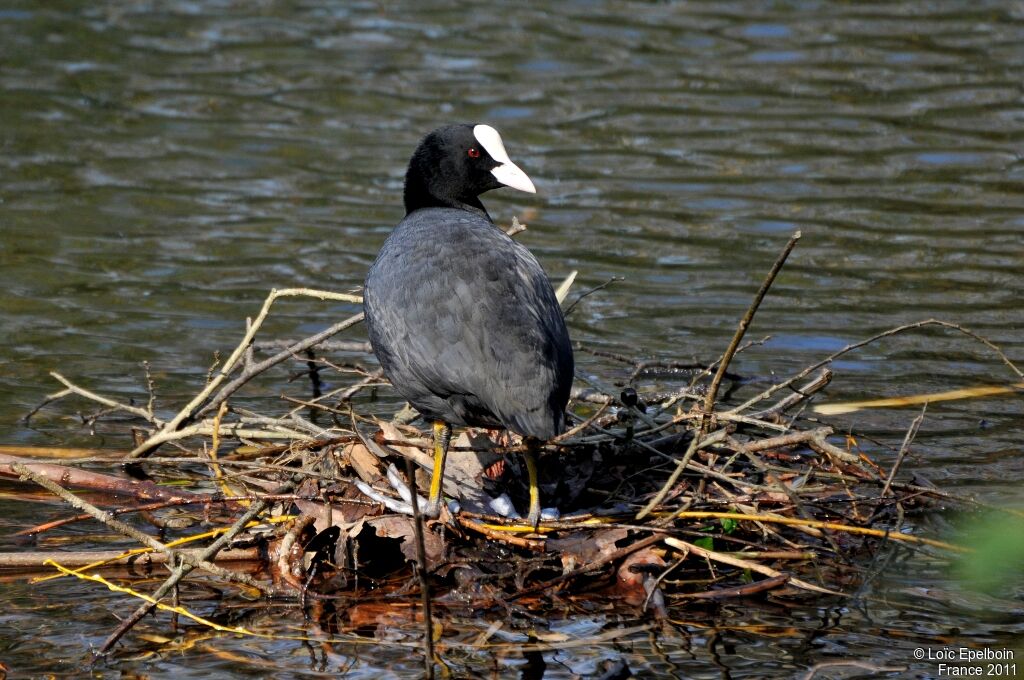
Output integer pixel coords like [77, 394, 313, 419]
[485, 493, 559, 525]
[354, 463, 441, 518]
[526, 503, 542, 532]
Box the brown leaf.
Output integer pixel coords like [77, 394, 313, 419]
[346, 441, 385, 485]
[368, 515, 445, 564]
[549, 528, 630, 573]
[615, 548, 666, 605]
[293, 477, 378, 534]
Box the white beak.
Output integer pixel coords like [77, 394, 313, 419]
[474, 124, 537, 194]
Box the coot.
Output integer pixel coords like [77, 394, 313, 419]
[363, 123, 573, 527]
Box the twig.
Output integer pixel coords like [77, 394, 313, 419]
[552, 402, 611, 442]
[128, 308, 364, 459]
[749, 369, 832, 420]
[11, 464, 267, 590]
[679, 573, 789, 600]
[799, 661, 906, 679]
[880, 405, 926, 499]
[121, 419, 320, 455]
[508, 533, 666, 600]
[15, 493, 309, 537]
[142, 361, 157, 420]
[456, 518, 547, 550]
[505, 215, 527, 237]
[0, 453, 206, 504]
[96, 478, 297, 655]
[563, 276, 622, 316]
[404, 457, 436, 680]
[730, 318, 1023, 415]
[701, 231, 801, 428]
[0, 548, 260, 570]
[815, 382, 1023, 416]
[555, 270, 578, 305]
[635, 428, 730, 520]
[664, 536, 841, 596]
[807, 430, 864, 466]
[254, 339, 372, 354]
[48, 372, 163, 426]
[22, 387, 73, 425]
[666, 511, 964, 552]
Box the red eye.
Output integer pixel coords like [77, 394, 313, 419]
[468, 147, 480, 158]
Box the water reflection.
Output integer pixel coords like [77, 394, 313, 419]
[1, 0, 1022, 677]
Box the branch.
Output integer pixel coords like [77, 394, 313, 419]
[701, 231, 801, 424]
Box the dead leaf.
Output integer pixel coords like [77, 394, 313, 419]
[293, 478, 378, 534]
[368, 515, 445, 564]
[346, 441, 385, 485]
[549, 528, 630, 574]
[615, 548, 666, 605]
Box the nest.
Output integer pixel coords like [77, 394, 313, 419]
[3, 233, 988, 663]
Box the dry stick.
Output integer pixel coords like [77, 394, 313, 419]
[880, 405, 926, 500]
[275, 514, 316, 592]
[814, 382, 1024, 416]
[404, 457, 436, 680]
[48, 372, 163, 425]
[97, 480, 295, 655]
[128, 309, 364, 459]
[667, 511, 964, 552]
[735, 426, 832, 454]
[508, 532, 667, 601]
[680, 573, 790, 600]
[22, 387, 73, 424]
[552, 401, 611, 443]
[806, 430, 862, 466]
[11, 464, 267, 590]
[637, 235, 802, 521]
[635, 429, 731, 520]
[192, 311, 365, 423]
[799, 661, 906, 680]
[727, 436, 844, 559]
[123, 419, 317, 455]
[664, 536, 842, 596]
[16, 493, 310, 537]
[562, 275, 620, 316]
[505, 215, 527, 237]
[456, 518, 547, 550]
[0, 453, 207, 503]
[701, 231, 801, 432]
[254, 339, 372, 354]
[729, 318, 1023, 415]
[0, 548, 261, 570]
[748, 368, 833, 420]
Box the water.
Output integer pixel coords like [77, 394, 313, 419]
[2, 1, 1022, 677]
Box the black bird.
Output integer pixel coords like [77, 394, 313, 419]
[363, 123, 574, 527]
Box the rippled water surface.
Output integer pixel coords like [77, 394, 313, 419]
[2, 1, 1022, 677]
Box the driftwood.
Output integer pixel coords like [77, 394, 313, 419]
[0, 452, 206, 504]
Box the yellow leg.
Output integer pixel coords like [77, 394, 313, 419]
[524, 442, 542, 530]
[425, 420, 451, 518]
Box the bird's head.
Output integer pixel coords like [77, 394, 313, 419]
[403, 123, 535, 216]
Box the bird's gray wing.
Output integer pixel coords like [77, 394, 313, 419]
[364, 210, 572, 437]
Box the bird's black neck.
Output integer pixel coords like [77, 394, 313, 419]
[403, 163, 490, 218]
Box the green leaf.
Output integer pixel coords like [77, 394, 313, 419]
[694, 536, 714, 551]
[955, 512, 1024, 595]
